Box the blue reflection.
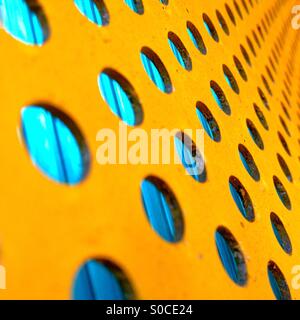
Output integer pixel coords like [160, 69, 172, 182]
[0, 0, 47, 45]
[21, 106, 87, 184]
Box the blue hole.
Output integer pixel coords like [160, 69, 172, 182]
[215, 226, 247, 286]
[187, 21, 207, 55]
[223, 65, 239, 94]
[98, 70, 143, 126]
[124, 0, 144, 14]
[203, 13, 219, 42]
[229, 176, 255, 221]
[141, 176, 184, 243]
[196, 102, 221, 142]
[141, 47, 172, 93]
[238, 144, 260, 181]
[270, 212, 292, 255]
[21, 106, 89, 185]
[246, 119, 264, 150]
[174, 132, 206, 182]
[210, 81, 231, 115]
[74, 0, 109, 26]
[168, 32, 192, 70]
[267, 260, 291, 300]
[72, 260, 135, 300]
[0, 0, 48, 45]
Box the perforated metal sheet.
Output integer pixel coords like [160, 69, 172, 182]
[0, 0, 300, 299]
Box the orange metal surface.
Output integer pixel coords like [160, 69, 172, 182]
[0, 0, 300, 299]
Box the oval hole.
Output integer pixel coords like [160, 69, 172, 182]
[210, 80, 231, 115]
[258, 87, 269, 110]
[238, 144, 260, 181]
[141, 176, 184, 243]
[174, 132, 206, 182]
[240, 44, 251, 66]
[273, 175, 291, 210]
[225, 3, 236, 25]
[168, 31, 192, 70]
[0, 0, 49, 45]
[253, 103, 268, 130]
[72, 259, 135, 300]
[98, 69, 143, 126]
[74, 0, 109, 25]
[229, 176, 255, 222]
[270, 212, 292, 255]
[140, 47, 173, 93]
[216, 10, 230, 35]
[267, 261, 291, 300]
[233, 56, 247, 81]
[21, 105, 90, 185]
[124, 0, 144, 14]
[278, 131, 291, 156]
[203, 13, 219, 42]
[277, 154, 292, 182]
[246, 119, 264, 150]
[215, 226, 248, 286]
[223, 65, 239, 94]
[196, 101, 221, 142]
[187, 21, 207, 55]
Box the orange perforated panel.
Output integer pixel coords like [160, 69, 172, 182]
[0, 0, 300, 299]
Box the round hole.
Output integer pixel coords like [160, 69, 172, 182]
[233, 0, 243, 19]
[258, 87, 269, 110]
[229, 176, 255, 222]
[0, 0, 49, 45]
[98, 69, 143, 126]
[216, 10, 230, 35]
[273, 175, 291, 210]
[279, 115, 290, 137]
[246, 119, 264, 150]
[267, 260, 291, 300]
[186, 21, 207, 55]
[223, 65, 239, 94]
[74, 0, 109, 26]
[203, 13, 219, 42]
[277, 154, 292, 182]
[253, 103, 268, 130]
[140, 47, 173, 93]
[141, 176, 184, 243]
[215, 226, 248, 286]
[124, 0, 144, 14]
[21, 105, 90, 185]
[246, 36, 256, 57]
[233, 56, 247, 81]
[257, 25, 264, 42]
[225, 3, 236, 25]
[252, 30, 261, 48]
[266, 65, 274, 83]
[168, 32, 192, 71]
[281, 102, 290, 121]
[196, 102, 221, 142]
[278, 131, 291, 156]
[210, 81, 231, 115]
[262, 75, 272, 96]
[174, 132, 206, 182]
[240, 44, 251, 66]
[241, 0, 249, 14]
[270, 212, 292, 255]
[72, 259, 135, 300]
[238, 144, 260, 181]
